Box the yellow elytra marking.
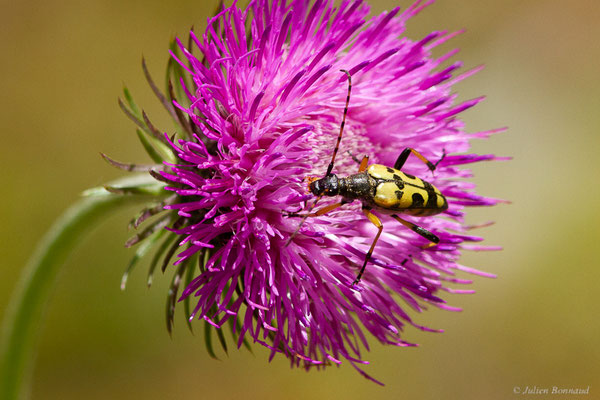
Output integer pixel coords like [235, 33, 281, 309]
[367, 164, 395, 180]
[367, 164, 424, 187]
[374, 182, 432, 209]
[367, 164, 394, 180]
[369, 164, 440, 211]
[436, 194, 445, 208]
[374, 182, 402, 208]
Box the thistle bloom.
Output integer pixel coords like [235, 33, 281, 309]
[118, 0, 504, 382]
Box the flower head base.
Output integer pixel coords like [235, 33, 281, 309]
[113, 0, 506, 383]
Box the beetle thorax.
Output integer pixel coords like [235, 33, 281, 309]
[309, 174, 340, 196]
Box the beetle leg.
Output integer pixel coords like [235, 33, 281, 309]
[353, 207, 383, 286]
[390, 214, 439, 247]
[285, 199, 350, 246]
[307, 200, 346, 217]
[358, 155, 369, 173]
[286, 200, 348, 218]
[394, 148, 446, 174]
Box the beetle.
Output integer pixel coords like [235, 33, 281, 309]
[286, 69, 447, 286]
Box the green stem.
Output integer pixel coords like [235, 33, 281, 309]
[0, 190, 151, 400]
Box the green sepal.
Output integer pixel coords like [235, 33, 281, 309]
[83, 174, 166, 198]
[204, 320, 219, 360]
[203, 303, 229, 360]
[121, 228, 167, 290]
[100, 152, 160, 173]
[166, 39, 191, 102]
[165, 39, 197, 139]
[166, 257, 191, 336]
[118, 93, 176, 164]
[125, 215, 172, 248]
[231, 312, 253, 353]
[122, 86, 141, 116]
[135, 129, 172, 164]
[142, 57, 177, 121]
[215, 325, 228, 356]
[203, 306, 227, 359]
[160, 238, 181, 273]
[104, 185, 163, 197]
[183, 250, 198, 334]
[128, 196, 176, 230]
[147, 232, 178, 287]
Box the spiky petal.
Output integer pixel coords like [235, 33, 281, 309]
[147, 0, 504, 381]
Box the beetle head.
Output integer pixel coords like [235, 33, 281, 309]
[308, 174, 339, 196]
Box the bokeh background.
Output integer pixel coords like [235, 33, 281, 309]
[1, 0, 599, 399]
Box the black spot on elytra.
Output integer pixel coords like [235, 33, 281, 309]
[404, 173, 415, 179]
[395, 190, 404, 200]
[393, 176, 404, 188]
[411, 193, 425, 207]
[386, 167, 395, 173]
[423, 181, 437, 207]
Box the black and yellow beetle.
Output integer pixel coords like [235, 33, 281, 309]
[287, 70, 447, 285]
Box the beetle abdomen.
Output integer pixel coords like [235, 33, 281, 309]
[367, 164, 447, 216]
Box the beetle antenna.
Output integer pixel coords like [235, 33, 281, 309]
[325, 69, 352, 177]
[287, 70, 351, 246]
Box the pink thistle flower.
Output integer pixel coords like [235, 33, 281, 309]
[116, 0, 506, 383]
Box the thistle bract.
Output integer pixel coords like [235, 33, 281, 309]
[117, 0, 505, 382]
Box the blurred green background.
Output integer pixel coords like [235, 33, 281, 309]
[1, 0, 599, 399]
